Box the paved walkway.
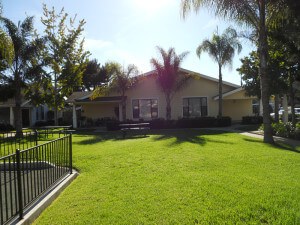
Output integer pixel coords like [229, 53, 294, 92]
[214, 124, 300, 147]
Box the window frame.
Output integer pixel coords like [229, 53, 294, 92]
[131, 98, 159, 120]
[252, 99, 260, 115]
[181, 96, 209, 118]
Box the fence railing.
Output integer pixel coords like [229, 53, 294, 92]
[0, 134, 72, 225]
[0, 128, 71, 157]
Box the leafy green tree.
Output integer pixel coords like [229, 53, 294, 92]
[0, 15, 43, 134]
[150, 46, 190, 120]
[0, 3, 14, 67]
[81, 59, 108, 91]
[91, 62, 139, 121]
[27, 4, 89, 126]
[181, 0, 285, 143]
[237, 52, 260, 98]
[196, 27, 242, 117]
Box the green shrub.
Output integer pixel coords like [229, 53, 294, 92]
[216, 117, 232, 127]
[260, 122, 300, 140]
[242, 116, 263, 124]
[0, 123, 14, 131]
[177, 117, 216, 128]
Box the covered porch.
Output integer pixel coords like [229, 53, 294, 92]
[72, 96, 125, 128]
[214, 88, 256, 121]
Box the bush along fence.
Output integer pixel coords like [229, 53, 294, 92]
[0, 133, 72, 225]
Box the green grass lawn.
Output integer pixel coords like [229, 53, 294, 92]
[33, 129, 300, 224]
[235, 124, 262, 132]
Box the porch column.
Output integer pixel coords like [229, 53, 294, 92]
[118, 103, 122, 121]
[282, 94, 288, 123]
[9, 106, 14, 126]
[72, 104, 77, 128]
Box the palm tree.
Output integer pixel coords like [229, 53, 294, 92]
[0, 16, 38, 134]
[91, 62, 139, 121]
[181, 0, 284, 143]
[196, 27, 242, 118]
[150, 46, 189, 120]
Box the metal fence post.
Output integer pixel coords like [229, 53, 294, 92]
[35, 129, 38, 146]
[16, 149, 23, 220]
[69, 133, 72, 174]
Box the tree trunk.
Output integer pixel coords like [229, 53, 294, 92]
[166, 94, 171, 120]
[218, 63, 223, 118]
[14, 71, 23, 137]
[122, 95, 126, 122]
[289, 81, 296, 127]
[54, 105, 58, 126]
[274, 95, 279, 123]
[54, 73, 58, 126]
[258, 0, 274, 144]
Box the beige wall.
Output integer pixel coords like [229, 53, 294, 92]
[76, 72, 255, 121]
[223, 99, 253, 121]
[124, 74, 236, 120]
[81, 102, 119, 120]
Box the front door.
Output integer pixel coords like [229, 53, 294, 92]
[22, 109, 30, 127]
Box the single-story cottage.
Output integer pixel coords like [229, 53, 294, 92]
[67, 68, 257, 128]
[0, 95, 50, 127]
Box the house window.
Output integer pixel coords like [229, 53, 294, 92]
[183, 97, 207, 117]
[252, 99, 260, 115]
[41, 106, 44, 120]
[132, 99, 158, 119]
[36, 106, 45, 121]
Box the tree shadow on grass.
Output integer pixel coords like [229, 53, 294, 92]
[73, 129, 232, 146]
[243, 137, 300, 153]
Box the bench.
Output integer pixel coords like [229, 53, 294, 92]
[119, 123, 150, 138]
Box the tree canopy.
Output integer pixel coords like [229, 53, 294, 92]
[26, 4, 89, 125]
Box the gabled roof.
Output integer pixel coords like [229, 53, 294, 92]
[141, 68, 240, 89]
[67, 68, 241, 103]
[76, 96, 124, 102]
[65, 91, 92, 103]
[179, 68, 240, 88]
[213, 87, 255, 100]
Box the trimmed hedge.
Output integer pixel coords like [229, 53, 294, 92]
[177, 117, 216, 128]
[0, 123, 14, 132]
[216, 116, 232, 127]
[106, 116, 232, 131]
[242, 116, 263, 125]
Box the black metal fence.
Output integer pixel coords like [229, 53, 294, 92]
[0, 134, 72, 225]
[0, 128, 71, 157]
[0, 131, 37, 158]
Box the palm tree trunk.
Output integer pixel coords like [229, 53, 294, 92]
[14, 71, 23, 137]
[218, 63, 222, 118]
[274, 95, 279, 123]
[166, 94, 171, 120]
[258, 0, 274, 144]
[122, 94, 126, 121]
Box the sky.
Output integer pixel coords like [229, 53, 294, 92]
[2, 0, 255, 85]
